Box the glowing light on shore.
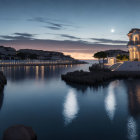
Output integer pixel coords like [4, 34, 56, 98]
[63, 52, 94, 60]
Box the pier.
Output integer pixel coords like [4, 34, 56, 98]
[0, 60, 85, 67]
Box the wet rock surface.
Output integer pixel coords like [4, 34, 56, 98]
[3, 125, 37, 140]
[62, 70, 140, 86]
[0, 71, 7, 90]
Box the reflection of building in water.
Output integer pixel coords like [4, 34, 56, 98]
[52, 66, 55, 71]
[63, 89, 79, 125]
[25, 66, 30, 75]
[0, 64, 82, 81]
[105, 81, 118, 120]
[125, 80, 140, 140]
[127, 116, 137, 140]
[127, 81, 140, 117]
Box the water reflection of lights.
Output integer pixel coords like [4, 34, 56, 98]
[127, 117, 137, 140]
[25, 66, 30, 75]
[105, 81, 118, 120]
[63, 89, 79, 125]
[41, 66, 44, 80]
[53, 66, 55, 71]
[35, 66, 39, 80]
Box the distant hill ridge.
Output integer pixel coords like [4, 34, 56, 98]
[0, 46, 74, 60]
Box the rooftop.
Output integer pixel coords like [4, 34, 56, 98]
[128, 28, 140, 35]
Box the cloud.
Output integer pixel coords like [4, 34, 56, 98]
[14, 33, 35, 37]
[91, 38, 128, 44]
[0, 37, 127, 52]
[48, 22, 62, 28]
[60, 34, 81, 40]
[44, 26, 62, 30]
[0, 33, 35, 40]
[28, 17, 75, 30]
[0, 33, 128, 60]
[46, 33, 81, 39]
[28, 17, 46, 23]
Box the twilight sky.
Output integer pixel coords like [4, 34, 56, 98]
[0, 0, 140, 59]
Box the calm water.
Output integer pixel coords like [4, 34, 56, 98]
[0, 61, 140, 140]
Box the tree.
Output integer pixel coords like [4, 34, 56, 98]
[116, 54, 129, 61]
[16, 52, 27, 60]
[29, 54, 38, 59]
[93, 51, 107, 67]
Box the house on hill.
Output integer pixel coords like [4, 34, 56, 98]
[128, 28, 140, 61]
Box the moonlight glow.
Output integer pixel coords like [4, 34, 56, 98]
[111, 29, 115, 33]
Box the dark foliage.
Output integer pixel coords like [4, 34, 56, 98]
[16, 52, 27, 60]
[89, 64, 110, 72]
[28, 54, 38, 59]
[94, 51, 107, 60]
[117, 54, 129, 61]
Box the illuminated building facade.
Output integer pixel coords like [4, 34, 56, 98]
[128, 28, 140, 61]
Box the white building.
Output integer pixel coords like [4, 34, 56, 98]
[128, 28, 140, 61]
[107, 57, 116, 65]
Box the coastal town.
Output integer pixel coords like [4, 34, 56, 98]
[1, 28, 140, 70]
[0, 45, 74, 61]
[1, 0, 140, 139]
[0, 46, 85, 66]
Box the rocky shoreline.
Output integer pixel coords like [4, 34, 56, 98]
[61, 70, 140, 86]
[0, 71, 7, 90]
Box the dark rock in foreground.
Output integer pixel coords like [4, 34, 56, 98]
[0, 71, 7, 90]
[61, 70, 140, 86]
[3, 125, 37, 140]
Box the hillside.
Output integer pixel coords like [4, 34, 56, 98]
[0, 46, 74, 61]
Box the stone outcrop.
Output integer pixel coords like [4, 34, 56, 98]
[61, 70, 140, 86]
[0, 71, 7, 90]
[3, 125, 37, 140]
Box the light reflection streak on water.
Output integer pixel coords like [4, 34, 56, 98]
[41, 66, 44, 80]
[35, 66, 39, 80]
[105, 81, 118, 121]
[127, 117, 137, 140]
[63, 89, 79, 125]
